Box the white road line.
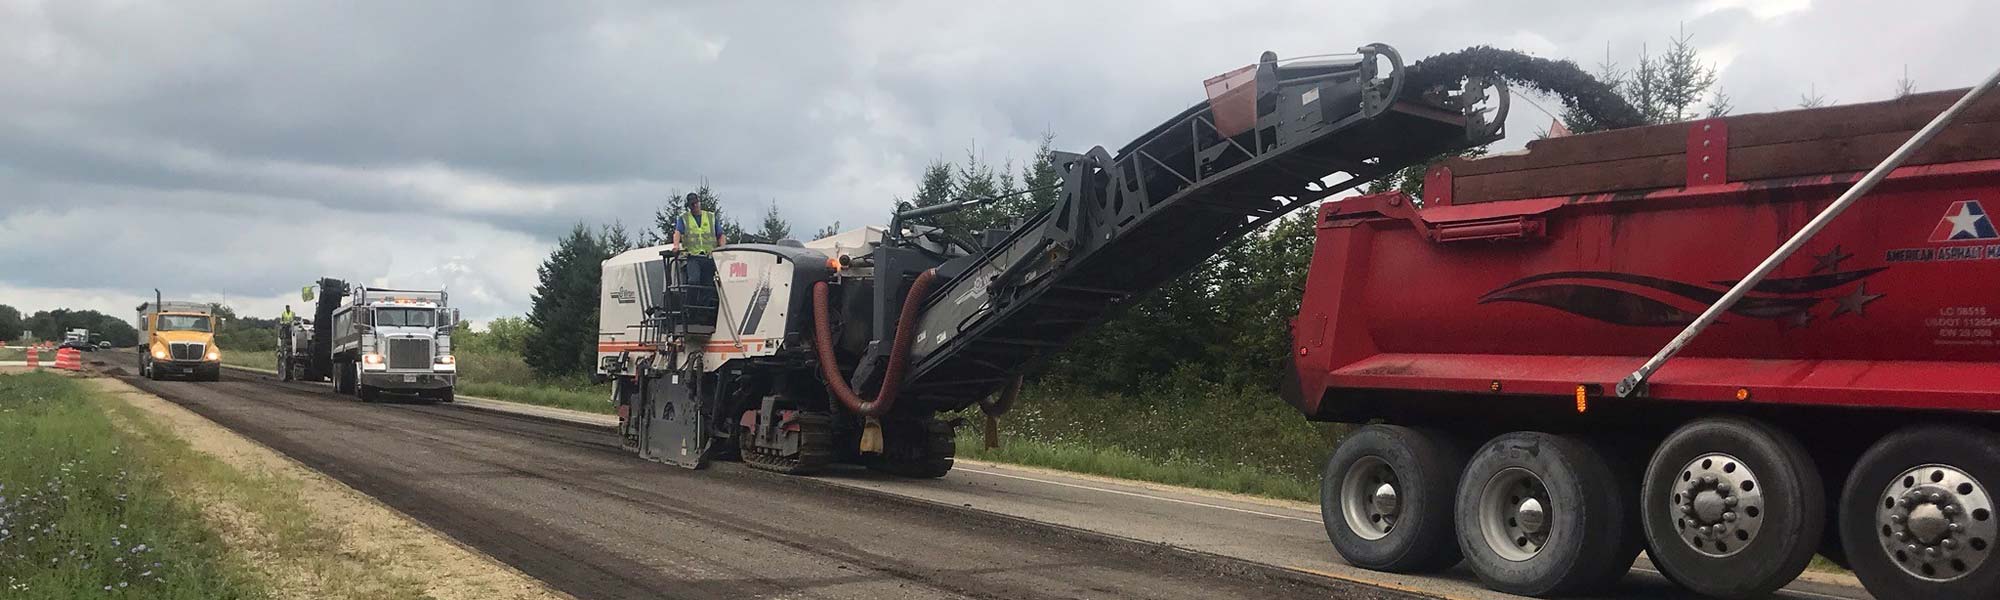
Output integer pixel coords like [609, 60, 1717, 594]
[953, 466, 1324, 524]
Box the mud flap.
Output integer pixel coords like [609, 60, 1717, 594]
[639, 375, 710, 469]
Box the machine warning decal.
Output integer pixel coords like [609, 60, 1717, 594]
[610, 285, 636, 304]
[1482, 247, 1887, 329]
[1930, 200, 1998, 242]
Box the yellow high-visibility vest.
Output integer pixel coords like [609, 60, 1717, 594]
[683, 213, 716, 255]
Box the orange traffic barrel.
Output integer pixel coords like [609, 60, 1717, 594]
[54, 347, 82, 371]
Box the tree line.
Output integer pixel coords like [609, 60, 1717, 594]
[505, 27, 1910, 390]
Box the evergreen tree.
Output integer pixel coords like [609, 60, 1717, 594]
[755, 200, 792, 243]
[649, 191, 687, 246]
[1020, 133, 1063, 213]
[1562, 29, 1727, 130]
[602, 222, 633, 253]
[1799, 83, 1829, 108]
[812, 221, 842, 240]
[524, 223, 611, 378]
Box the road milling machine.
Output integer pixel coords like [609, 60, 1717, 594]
[597, 44, 1507, 476]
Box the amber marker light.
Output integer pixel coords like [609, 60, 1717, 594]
[1575, 385, 1589, 413]
[1735, 387, 1751, 401]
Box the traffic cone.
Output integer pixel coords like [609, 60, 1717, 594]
[55, 347, 82, 371]
[25, 346, 39, 368]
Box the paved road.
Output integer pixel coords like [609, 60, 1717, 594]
[142, 365, 1873, 600]
[117, 371, 1420, 600]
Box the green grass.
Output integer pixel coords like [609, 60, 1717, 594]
[458, 381, 611, 414]
[956, 435, 1320, 502]
[0, 372, 265, 599]
[224, 348, 614, 414]
[0, 348, 56, 363]
[218, 352, 274, 372]
[953, 368, 1343, 503]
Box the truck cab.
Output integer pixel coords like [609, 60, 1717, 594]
[135, 301, 221, 381]
[328, 288, 458, 402]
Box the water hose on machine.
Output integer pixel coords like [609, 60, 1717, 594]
[812, 269, 940, 419]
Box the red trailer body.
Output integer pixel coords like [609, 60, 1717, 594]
[1287, 91, 2000, 417]
[1294, 88, 2000, 600]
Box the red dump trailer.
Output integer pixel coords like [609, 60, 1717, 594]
[1289, 87, 2000, 599]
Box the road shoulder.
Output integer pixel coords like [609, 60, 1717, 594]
[90, 376, 571, 600]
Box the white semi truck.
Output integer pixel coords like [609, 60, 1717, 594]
[291, 279, 459, 403]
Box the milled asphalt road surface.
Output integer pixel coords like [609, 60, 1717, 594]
[117, 371, 1422, 600]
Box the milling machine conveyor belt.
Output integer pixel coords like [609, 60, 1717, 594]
[889, 44, 1508, 409]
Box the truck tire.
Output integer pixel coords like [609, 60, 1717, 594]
[1455, 432, 1638, 597]
[1321, 424, 1468, 573]
[1839, 425, 2000, 600]
[1641, 416, 1823, 599]
[333, 361, 355, 395]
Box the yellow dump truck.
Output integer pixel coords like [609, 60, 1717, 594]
[135, 299, 222, 381]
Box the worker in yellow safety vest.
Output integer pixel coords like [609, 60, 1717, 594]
[672, 193, 727, 255]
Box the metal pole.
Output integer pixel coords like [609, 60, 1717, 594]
[1617, 67, 2000, 398]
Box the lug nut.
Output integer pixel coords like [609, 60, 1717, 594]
[1908, 544, 1922, 554]
[1930, 493, 1945, 503]
[1926, 546, 1942, 558]
[1897, 532, 1912, 542]
[1944, 539, 1960, 549]
[1892, 514, 1906, 523]
[1950, 523, 1964, 533]
[1702, 476, 1717, 485]
[1900, 498, 1915, 508]
[1723, 512, 1737, 522]
[1943, 505, 1960, 516]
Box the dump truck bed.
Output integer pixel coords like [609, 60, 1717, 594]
[1286, 88, 2000, 418]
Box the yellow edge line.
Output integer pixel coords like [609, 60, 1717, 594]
[1279, 565, 1461, 599]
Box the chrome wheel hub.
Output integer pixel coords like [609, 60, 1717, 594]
[1877, 464, 1994, 582]
[1341, 456, 1401, 541]
[1671, 453, 1764, 557]
[1479, 467, 1551, 562]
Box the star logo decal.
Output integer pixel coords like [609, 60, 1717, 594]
[1929, 200, 1998, 242]
[1783, 309, 1815, 330]
[1830, 281, 1884, 318]
[1811, 245, 1852, 274]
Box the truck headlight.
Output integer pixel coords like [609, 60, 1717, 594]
[433, 355, 456, 372]
[206, 349, 221, 361]
[435, 355, 455, 365]
[153, 349, 167, 359]
[362, 353, 386, 370]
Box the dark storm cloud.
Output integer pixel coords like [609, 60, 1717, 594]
[3, 0, 1995, 321]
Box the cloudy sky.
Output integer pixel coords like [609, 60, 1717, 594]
[3, 0, 1993, 325]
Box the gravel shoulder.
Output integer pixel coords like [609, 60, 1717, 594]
[90, 375, 569, 600]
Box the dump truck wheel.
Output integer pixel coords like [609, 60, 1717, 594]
[1321, 424, 1467, 573]
[1840, 425, 2000, 600]
[333, 361, 354, 394]
[1455, 432, 1638, 596]
[1641, 417, 1823, 599]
